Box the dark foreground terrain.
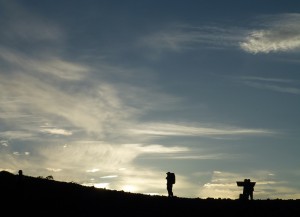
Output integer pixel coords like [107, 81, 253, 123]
[1, 171, 299, 217]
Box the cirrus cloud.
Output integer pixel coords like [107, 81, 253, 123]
[240, 13, 300, 53]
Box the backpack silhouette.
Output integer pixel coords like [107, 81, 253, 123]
[169, 173, 175, 184]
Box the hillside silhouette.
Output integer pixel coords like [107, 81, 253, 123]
[1, 171, 299, 217]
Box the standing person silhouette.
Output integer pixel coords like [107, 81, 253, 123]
[166, 172, 175, 197]
[242, 178, 248, 199]
[237, 178, 255, 200]
[243, 179, 254, 200]
[247, 179, 254, 200]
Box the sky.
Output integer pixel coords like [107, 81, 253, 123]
[1, 0, 300, 199]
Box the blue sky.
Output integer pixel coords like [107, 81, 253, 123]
[1, 0, 300, 199]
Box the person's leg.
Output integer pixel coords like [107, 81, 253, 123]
[245, 192, 249, 200]
[167, 184, 172, 197]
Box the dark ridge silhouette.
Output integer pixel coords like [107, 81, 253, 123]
[1, 171, 299, 217]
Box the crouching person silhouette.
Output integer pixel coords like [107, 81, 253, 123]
[166, 172, 175, 197]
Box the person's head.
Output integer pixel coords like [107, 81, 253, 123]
[18, 170, 23, 176]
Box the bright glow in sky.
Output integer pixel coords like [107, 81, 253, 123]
[1, 0, 300, 199]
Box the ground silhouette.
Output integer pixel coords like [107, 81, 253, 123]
[0, 171, 299, 217]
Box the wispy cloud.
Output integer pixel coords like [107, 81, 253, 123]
[40, 128, 73, 136]
[240, 13, 300, 53]
[141, 24, 243, 53]
[159, 153, 238, 160]
[0, 131, 36, 140]
[101, 175, 118, 179]
[240, 76, 300, 95]
[123, 144, 188, 153]
[142, 13, 300, 55]
[46, 168, 62, 172]
[35, 142, 187, 173]
[0, 139, 9, 147]
[248, 83, 300, 95]
[0, 1, 64, 44]
[128, 122, 273, 137]
[0, 47, 89, 80]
